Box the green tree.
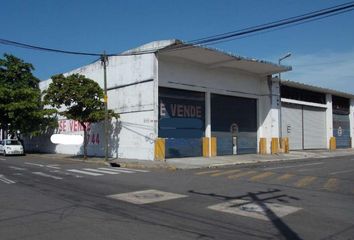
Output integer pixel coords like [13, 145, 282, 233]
[43, 73, 118, 158]
[0, 54, 56, 139]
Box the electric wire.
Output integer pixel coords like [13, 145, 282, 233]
[163, 2, 354, 53]
[0, 1, 353, 56]
[185, 1, 354, 45]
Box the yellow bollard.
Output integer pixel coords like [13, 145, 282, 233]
[259, 138, 267, 154]
[271, 138, 279, 154]
[154, 138, 165, 161]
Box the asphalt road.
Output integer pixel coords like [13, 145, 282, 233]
[0, 154, 353, 240]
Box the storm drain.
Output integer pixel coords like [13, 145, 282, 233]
[208, 199, 301, 221]
[107, 189, 187, 204]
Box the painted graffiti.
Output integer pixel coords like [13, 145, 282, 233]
[58, 120, 92, 133]
[57, 120, 100, 145]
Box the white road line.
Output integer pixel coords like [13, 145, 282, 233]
[0, 158, 6, 161]
[46, 165, 61, 169]
[117, 167, 149, 173]
[98, 168, 134, 173]
[67, 169, 103, 176]
[32, 172, 63, 180]
[264, 162, 324, 170]
[0, 175, 16, 184]
[9, 166, 27, 171]
[50, 170, 83, 178]
[83, 168, 120, 174]
[330, 169, 354, 175]
[25, 162, 45, 167]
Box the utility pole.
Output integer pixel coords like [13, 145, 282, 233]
[101, 52, 109, 162]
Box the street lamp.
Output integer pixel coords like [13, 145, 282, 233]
[278, 52, 291, 81]
[278, 52, 291, 150]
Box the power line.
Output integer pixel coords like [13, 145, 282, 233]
[186, 1, 354, 45]
[1, 1, 354, 56]
[0, 38, 102, 56]
[164, 1, 354, 52]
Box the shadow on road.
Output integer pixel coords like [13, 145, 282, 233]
[189, 189, 302, 240]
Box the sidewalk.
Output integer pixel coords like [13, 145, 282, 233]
[27, 149, 354, 170]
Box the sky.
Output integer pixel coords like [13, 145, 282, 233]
[1, 0, 354, 93]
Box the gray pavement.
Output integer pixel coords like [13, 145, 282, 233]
[1, 153, 354, 239]
[26, 148, 354, 170]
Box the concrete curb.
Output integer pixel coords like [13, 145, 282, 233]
[25, 150, 354, 170]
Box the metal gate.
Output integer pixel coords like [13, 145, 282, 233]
[303, 106, 327, 149]
[282, 103, 303, 150]
[333, 114, 350, 148]
[282, 103, 327, 150]
[211, 94, 257, 155]
[158, 87, 205, 158]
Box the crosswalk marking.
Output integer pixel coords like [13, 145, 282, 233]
[0, 174, 15, 184]
[46, 165, 61, 169]
[50, 170, 83, 178]
[98, 168, 133, 173]
[83, 168, 120, 175]
[32, 172, 63, 180]
[25, 162, 45, 167]
[67, 169, 103, 176]
[9, 166, 27, 171]
[250, 172, 275, 181]
[117, 167, 149, 173]
[211, 169, 241, 177]
[196, 170, 221, 175]
[228, 171, 257, 180]
[323, 178, 338, 191]
[277, 173, 294, 181]
[330, 169, 354, 175]
[295, 176, 317, 188]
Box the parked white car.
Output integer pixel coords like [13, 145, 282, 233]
[0, 139, 24, 156]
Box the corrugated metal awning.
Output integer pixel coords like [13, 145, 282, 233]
[125, 39, 291, 76]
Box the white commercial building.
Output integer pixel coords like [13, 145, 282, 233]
[24, 40, 354, 160]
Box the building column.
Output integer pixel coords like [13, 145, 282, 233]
[350, 98, 354, 148]
[205, 91, 211, 156]
[326, 94, 333, 149]
[272, 78, 281, 153]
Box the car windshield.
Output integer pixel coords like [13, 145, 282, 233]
[5, 140, 21, 145]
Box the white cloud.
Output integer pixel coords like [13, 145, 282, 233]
[282, 50, 354, 94]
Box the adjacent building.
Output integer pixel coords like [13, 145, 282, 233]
[24, 40, 354, 160]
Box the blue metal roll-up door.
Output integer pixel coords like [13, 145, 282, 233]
[211, 94, 257, 155]
[158, 87, 205, 158]
[333, 114, 350, 148]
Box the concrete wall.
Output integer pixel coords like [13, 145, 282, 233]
[350, 99, 354, 148]
[158, 55, 275, 153]
[326, 94, 334, 148]
[28, 53, 157, 160]
[259, 77, 280, 153]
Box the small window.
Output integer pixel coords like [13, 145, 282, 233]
[5, 140, 21, 145]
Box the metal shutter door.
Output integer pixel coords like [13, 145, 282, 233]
[303, 106, 327, 149]
[333, 114, 350, 148]
[281, 104, 303, 150]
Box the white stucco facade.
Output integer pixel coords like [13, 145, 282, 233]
[26, 39, 354, 160]
[157, 55, 281, 153]
[350, 99, 354, 148]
